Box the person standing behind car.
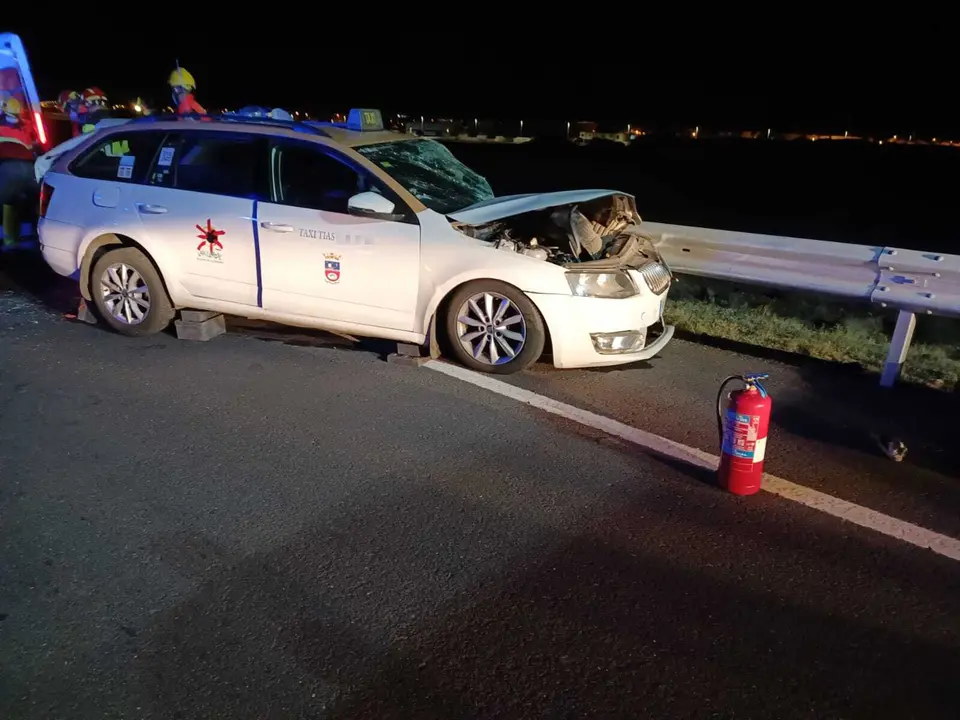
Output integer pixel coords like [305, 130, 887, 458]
[57, 89, 83, 137]
[0, 97, 38, 248]
[169, 67, 206, 115]
[78, 87, 109, 134]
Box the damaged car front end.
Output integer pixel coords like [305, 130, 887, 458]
[448, 190, 674, 363]
[354, 137, 674, 370]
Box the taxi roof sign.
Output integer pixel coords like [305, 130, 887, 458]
[346, 108, 383, 132]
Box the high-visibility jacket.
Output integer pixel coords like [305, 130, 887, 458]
[0, 124, 34, 161]
[177, 93, 206, 115]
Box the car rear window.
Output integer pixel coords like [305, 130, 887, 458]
[70, 131, 165, 184]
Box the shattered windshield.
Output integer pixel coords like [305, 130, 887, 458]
[356, 139, 494, 215]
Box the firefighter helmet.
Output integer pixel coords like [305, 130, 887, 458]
[168, 68, 196, 91]
[58, 89, 79, 110]
[1, 97, 23, 118]
[82, 87, 107, 105]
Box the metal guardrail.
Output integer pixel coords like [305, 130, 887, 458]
[643, 221, 960, 387]
[872, 247, 960, 317]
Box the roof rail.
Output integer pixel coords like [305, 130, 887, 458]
[129, 113, 330, 137]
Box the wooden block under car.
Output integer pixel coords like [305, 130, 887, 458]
[175, 312, 226, 341]
[387, 341, 430, 366]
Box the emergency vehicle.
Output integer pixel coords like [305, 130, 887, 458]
[1, 32, 48, 246]
[0, 32, 48, 151]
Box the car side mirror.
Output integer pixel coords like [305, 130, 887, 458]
[347, 191, 403, 220]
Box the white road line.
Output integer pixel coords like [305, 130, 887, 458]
[426, 361, 960, 563]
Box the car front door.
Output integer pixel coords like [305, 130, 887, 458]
[131, 130, 269, 307]
[256, 139, 420, 332]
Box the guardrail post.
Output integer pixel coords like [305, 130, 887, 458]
[880, 309, 917, 388]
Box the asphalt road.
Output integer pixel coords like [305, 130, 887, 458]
[1, 260, 959, 719]
[500, 332, 960, 541]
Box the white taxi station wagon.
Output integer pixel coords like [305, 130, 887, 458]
[38, 108, 674, 374]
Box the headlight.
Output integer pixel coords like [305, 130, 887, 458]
[565, 270, 638, 299]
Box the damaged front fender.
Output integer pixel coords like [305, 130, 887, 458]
[450, 191, 672, 295]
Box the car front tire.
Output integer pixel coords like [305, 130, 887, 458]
[444, 280, 546, 375]
[90, 247, 174, 337]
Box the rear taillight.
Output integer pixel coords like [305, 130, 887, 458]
[39, 182, 54, 218]
[33, 110, 47, 146]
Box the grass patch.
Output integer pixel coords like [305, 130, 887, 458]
[663, 275, 960, 391]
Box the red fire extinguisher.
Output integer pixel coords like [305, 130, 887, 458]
[716, 373, 772, 496]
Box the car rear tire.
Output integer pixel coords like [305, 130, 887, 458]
[444, 280, 546, 375]
[90, 247, 174, 337]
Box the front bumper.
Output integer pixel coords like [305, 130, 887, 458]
[526, 290, 674, 369]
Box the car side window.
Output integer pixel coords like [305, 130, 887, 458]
[70, 131, 165, 184]
[272, 142, 365, 214]
[150, 131, 269, 201]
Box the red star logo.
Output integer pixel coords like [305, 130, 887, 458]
[196, 219, 225, 252]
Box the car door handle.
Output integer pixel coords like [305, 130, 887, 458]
[137, 203, 168, 214]
[260, 222, 294, 232]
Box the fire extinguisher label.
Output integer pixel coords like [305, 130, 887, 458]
[723, 411, 761, 459]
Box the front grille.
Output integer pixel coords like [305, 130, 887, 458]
[638, 261, 672, 295]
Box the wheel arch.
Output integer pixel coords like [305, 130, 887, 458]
[429, 276, 554, 358]
[79, 233, 173, 306]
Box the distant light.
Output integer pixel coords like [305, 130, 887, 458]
[933, 137, 937, 142]
[134, 104, 142, 113]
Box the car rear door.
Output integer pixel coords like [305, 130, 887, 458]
[255, 139, 420, 331]
[130, 130, 270, 307]
[41, 129, 166, 269]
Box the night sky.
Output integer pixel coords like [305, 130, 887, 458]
[5, 19, 955, 136]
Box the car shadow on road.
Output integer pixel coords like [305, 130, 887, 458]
[0, 249, 404, 357]
[125, 484, 960, 720]
[227, 317, 398, 360]
[0, 248, 80, 315]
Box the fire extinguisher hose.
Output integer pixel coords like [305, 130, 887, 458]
[716, 375, 745, 448]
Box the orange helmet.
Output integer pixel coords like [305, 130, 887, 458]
[82, 86, 107, 105]
[58, 89, 79, 109]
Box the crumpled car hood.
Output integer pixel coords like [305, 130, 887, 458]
[447, 189, 630, 225]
